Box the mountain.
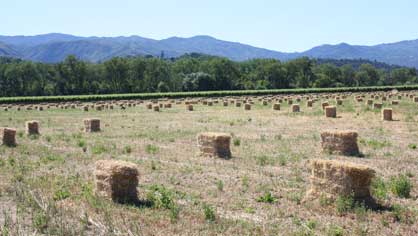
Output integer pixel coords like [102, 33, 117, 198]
[158, 36, 292, 61]
[1, 33, 418, 68]
[0, 33, 83, 46]
[0, 42, 20, 57]
[0, 34, 292, 63]
[303, 40, 418, 68]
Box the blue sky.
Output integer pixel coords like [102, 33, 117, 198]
[2, 0, 418, 52]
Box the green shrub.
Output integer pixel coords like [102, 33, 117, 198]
[233, 138, 241, 146]
[390, 175, 412, 198]
[371, 177, 388, 201]
[53, 187, 71, 201]
[203, 203, 216, 222]
[408, 143, 417, 150]
[145, 144, 159, 155]
[147, 185, 175, 209]
[77, 139, 86, 148]
[146, 185, 180, 222]
[256, 191, 277, 203]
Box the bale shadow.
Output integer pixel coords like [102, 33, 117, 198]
[116, 197, 153, 208]
[357, 197, 392, 212]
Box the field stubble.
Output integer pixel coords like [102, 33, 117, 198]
[0, 93, 417, 235]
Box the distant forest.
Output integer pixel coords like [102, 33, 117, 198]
[0, 53, 417, 97]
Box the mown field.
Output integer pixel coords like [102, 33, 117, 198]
[0, 91, 417, 236]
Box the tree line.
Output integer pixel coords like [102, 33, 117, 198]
[0, 54, 417, 97]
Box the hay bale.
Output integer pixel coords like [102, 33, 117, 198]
[207, 101, 213, 106]
[291, 104, 300, 112]
[25, 120, 40, 135]
[366, 100, 373, 105]
[382, 108, 392, 121]
[244, 103, 251, 110]
[187, 104, 193, 111]
[391, 100, 399, 105]
[305, 159, 375, 201]
[94, 160, 139, 203]
[164, 103, 172, 108]
[223, 101, 228, 106]
[336, 100, 343, 106]
[235, 102, 242, 107]
[373, 103, 382, 109]
[307, 100, 313, 107]
[272, 103, 280, 110]
[146, 103, 152, 109]
[0, 128, 16, 147]
[153, 105, 160, 112]
[84, 118, 101, 133]
[325, 106, 336, 118]
[83, 106, 89, 111]
[288, 99, 293, 105]
[320, 130, 359, 156]
[262, 100, 268, 106]
[197, 132, 231, 159]
[321, 102, 329, 110]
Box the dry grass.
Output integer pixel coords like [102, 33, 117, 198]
[0, 92, 417, 235]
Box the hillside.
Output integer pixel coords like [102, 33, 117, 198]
[1, 33, 418, 68]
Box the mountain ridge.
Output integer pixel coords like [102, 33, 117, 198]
[1, 33, 418, 68]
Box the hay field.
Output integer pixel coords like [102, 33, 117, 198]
[0, 92, 417, 235]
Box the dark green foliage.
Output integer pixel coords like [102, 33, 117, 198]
[145, 144, 159, 155]
[408, 143, 417, 149]
[53, 187, 71, 201]
[256, 191, 278, 203]
[390, 175, 412, 198]
[233, 138, 241, 146]
[146, 185, 180, 222]
[371, 177, 388, 201]
[202, 203, 216, 222]
[0, 54, 417, 102]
